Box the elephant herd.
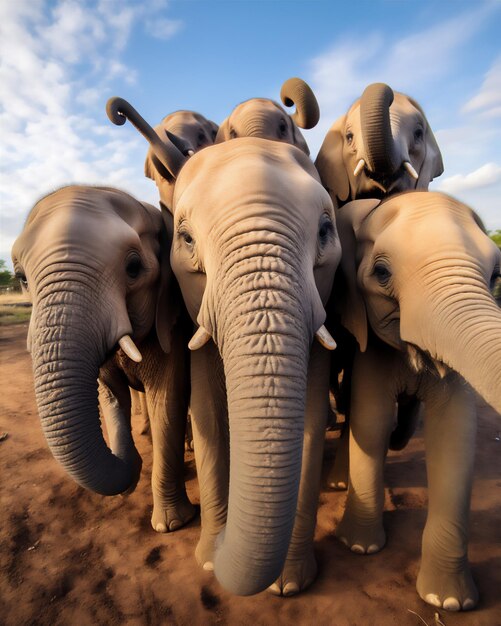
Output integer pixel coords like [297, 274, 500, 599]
[12, 78, 501, 611]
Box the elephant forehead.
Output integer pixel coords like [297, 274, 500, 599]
[175, 139, 321, 208]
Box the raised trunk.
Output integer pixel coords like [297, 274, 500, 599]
[31, 288, 140, 495]
[360, 83, 399, 175]
[280, 77, 320, 129]
[210, 251, 312, 595]
[401, 285, 501, 414]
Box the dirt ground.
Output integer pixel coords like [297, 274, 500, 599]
[1, 322, 500, 626]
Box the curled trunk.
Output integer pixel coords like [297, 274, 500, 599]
[280, 77, 320, 129]
[31, 288, 140, 495]
[360, 83, 399, 175]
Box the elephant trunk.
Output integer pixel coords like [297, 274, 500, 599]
[360, 83, 400, 175]
[31, 284, 140, 495]
[210, 248, 313, 595]
[280, 77, 320, 129]
[400, 275, 501, 414]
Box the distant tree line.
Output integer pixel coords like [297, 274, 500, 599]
[0, 260, 21, 293]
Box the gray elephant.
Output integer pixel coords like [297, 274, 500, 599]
[315, 82, 443, 205]
[333, 192, 501, 611]
[11, 186, 195, 533]
[108, 98, 340, 597]
[144, 110, 218, 211]
[216, 77, 320, 155]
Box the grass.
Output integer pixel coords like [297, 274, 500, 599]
[0, 292, 31, 326]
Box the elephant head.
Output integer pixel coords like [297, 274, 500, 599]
[336, 191, 501, 413]
[315, 83, 444, 205]
[144, 110, 219, 210]
[215, 77, 320, 155]
[11, 186, 177, 495]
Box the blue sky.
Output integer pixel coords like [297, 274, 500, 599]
[1, 0, 500, 266]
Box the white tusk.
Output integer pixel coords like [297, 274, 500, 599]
[188, 326, 211, 351]
[119, 335, 143, 363]
[315, 325, 337, 350]
[353, 159, 365, 177]
[187, 149, 195, 157]
[403, 161, 418, 180]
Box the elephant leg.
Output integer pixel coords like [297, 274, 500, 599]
[417, 376, 478, 611]
[190, 342, 229, 570]
[328, 418, 350, 490]
[335, 346, 395, 553]
[269, 341, 330, 596]
[98, 380, 142, 493]
[147, 345, 196, 533]
[131, 389, 150, 435]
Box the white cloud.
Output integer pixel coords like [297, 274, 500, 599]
[0, 0, 181, 266]
[437, 163, 501, 193]
[145, 17, 183, 40]
[463, 55, 501, 118]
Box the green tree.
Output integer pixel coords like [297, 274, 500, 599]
[0, 260, 13, 287]
[489, 230, 501, 250]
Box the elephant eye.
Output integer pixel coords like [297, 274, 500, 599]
[414, 127, 424, 142]
[197, 131, 206, 146]
[278, 118, 288, 137]
[126, 255, 143, 279]
[490, 268, 500, 295]
[373, 262, 392, 284]
[15, 271, 28, 290]
[318, 215, 334, 245]
[179, 229, 194, 247]
[229, 128, 237, 139]
[346, 131, 354, 145]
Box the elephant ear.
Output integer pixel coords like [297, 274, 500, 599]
[315, 115, 350, 204]
[408, 97, 444, 188]
[336, 199, 381, 352]
[215, 117, 230, 143]
[145, 206, 179, 353]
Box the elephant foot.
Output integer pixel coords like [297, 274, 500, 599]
[335, 514, 385, 554]
[195, 530, 219, 571]
[267, 548, 317, 597]
[417, 558, 478, 611]
[151, 494, 197, 533]
[327, 461, 348, 490]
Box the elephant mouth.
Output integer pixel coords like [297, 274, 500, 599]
[363, 166, 413, 196]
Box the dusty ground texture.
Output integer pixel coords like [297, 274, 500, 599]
[1, 322, 500, 626]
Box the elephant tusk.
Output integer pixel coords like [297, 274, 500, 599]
[187, 149, 195, 157]
[403, 161, 419, 180]
[119, 335, 143, 363]
[353, 159, 365, 177]
[315, 325, 337, 350]
[188, 326, 212, 351]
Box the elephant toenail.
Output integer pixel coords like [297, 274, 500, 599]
[283, 582, 299, 596]
[202, 561, 214, 571]
[462, 598, 475, 610]
[338, 536, 348, 546]
[425, 593, 441, 607]
[155, 523, 167, 533]
[443, 597, 461, 611]
[351, 544, 365, 554]
[169, 520, 183, 531]
[267, 583, 281, 595]
[367, 544, 379, 554]
[336, 481, 347, 489]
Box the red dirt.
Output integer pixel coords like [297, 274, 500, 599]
[1, 322, 499, 626]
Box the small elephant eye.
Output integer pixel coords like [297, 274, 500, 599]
[181, 231, 194, 246]
[318, 216, 334, 244]
[126, 256, 143, 279]
[490, 269, 500, 295]
[15, 271, 28, 289]
[197, 131, 207, 146]
[229, 128, 237, 139]
[346, 131, 354, 145]
[278, 118, 288, 137]
[373, 262, 392, 284]
[414, 127, 424, 142]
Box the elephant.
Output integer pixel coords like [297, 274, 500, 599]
[11, 185, 196, 533]
[315, 82, 444, 206]
[107, 97, 341, 596]
[332, 191, 501, 611]
[316, 82, 444, 489]
[215, 77, 320, 155]
[144, 110, 218, 211]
